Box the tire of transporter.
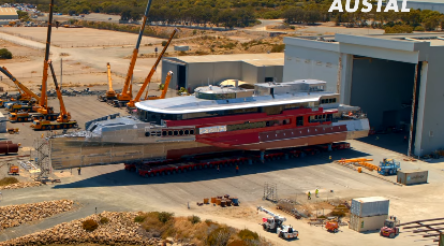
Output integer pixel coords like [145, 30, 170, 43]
[155, 172, 160, 176]
[167, 171, 170, 175]
[262, 224, 267, 231]
[150, 173, 155, 177]
[145, 173, 149, 178]
[279, 232, 283, 238]
[177, 169, 182, 173]
[172, 170, 176, 174]
[161, 171, 165, 176]
[389, 233, 395, 238]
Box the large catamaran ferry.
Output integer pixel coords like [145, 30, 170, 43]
[51, 79, 369, 169]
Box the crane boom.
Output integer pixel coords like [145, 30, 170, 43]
[0, 66, 41, 101]
[117, 0, 153, 102]
[48, 60, 68, 120]
[39, 0, 55, 114]
[105, 62, 116, 98]
[127, 28, 177, 107]
[147, 71, 173, 100]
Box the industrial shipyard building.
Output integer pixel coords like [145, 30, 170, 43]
[0, 7, 18, 25]
[283, 33, 444, 157]
[161, 53, 284, 92]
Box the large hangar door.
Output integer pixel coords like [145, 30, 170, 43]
[178, 65, 186, 89]
[350, 56, 416, 153]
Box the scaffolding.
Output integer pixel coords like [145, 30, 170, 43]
[33, 131, 53, 181]
[263, 182, 278, 203]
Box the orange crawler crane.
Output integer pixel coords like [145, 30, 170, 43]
[127, 28, 178, 109]
[32, 0, 59, 122]
[31, 60, 78, 131]
[114, 0, 154, 107]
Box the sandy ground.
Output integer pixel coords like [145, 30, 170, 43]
[0, 27, 164, 47]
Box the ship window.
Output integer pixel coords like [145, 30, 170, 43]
[283, 119, 290, 125]
[179, 130, 183, 135]
[157, 131, 162, 136]
[174, 131, 178, 136]
[329, 98, 336, 103]
[162, 131, 167, 136]
[185, 130, 189, 135]
[296, 116, 303, 126]
[168, 131, 173, 136]
[145, 132, 150, 137]
[190, 130, 194, 135]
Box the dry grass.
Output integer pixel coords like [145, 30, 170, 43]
[136, 212, 268, 246]
[0, 177, 19, 186]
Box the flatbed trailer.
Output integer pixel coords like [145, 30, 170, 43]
[124, 142, 351, 178]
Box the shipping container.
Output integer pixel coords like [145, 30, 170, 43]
[351, 197, 389, 217]
[397, 170, 428, 185]
[349, 214, 388, 232]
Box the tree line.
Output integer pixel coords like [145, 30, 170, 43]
[3, 0, 444, 32]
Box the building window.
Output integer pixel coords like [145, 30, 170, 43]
[168, 131, 173, 136]
[185, 130, 189, 135]
[162, 131, 167, 136]
[174, 131, 178, 136]
[145, 132, 150, 137]
[190, 130, 195, 135]
[179, 130, 183, 135]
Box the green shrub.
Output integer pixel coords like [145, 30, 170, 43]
[193, 30, 197, 35]
[134, 214, 147, 223]
[158, 211, 174, 224]
[188, 215, 201, 225]
[158, 84, 165, 90]
[0, 48, 12, 59]
[100, 217, 109, 224]
[271, 44, 285, 53]
[0, 177, 19, 186]
[414, 26, 425, 31]
[207, 227, 232, 246]
[82, 219, 98, 232]
[238, 229, 259, 241]
[330, 210, 346, 217]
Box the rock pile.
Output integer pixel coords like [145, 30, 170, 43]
[0, 212, 162, 246]
[0, 181, 42, 190]
[0, 200, 74, 231]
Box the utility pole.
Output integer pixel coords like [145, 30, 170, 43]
[60, 58, 62, 87]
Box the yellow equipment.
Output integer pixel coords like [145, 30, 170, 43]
[99, 63, 116, 102]
[7, 128, 19, 134]
[127, 28, 177, 108]
[336, 158, 381, 172]
[31, 60, 78, 131]
[0, 66, 42, 122]
[115, 0, 154, 106]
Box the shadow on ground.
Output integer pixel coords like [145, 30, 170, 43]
[53, 148, 370, 189]
[358, 133, 408, 155]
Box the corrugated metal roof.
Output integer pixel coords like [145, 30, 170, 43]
[170, 53, 284, 67]
[0, 7, 18, 16]
[354, 196, 389, 203]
